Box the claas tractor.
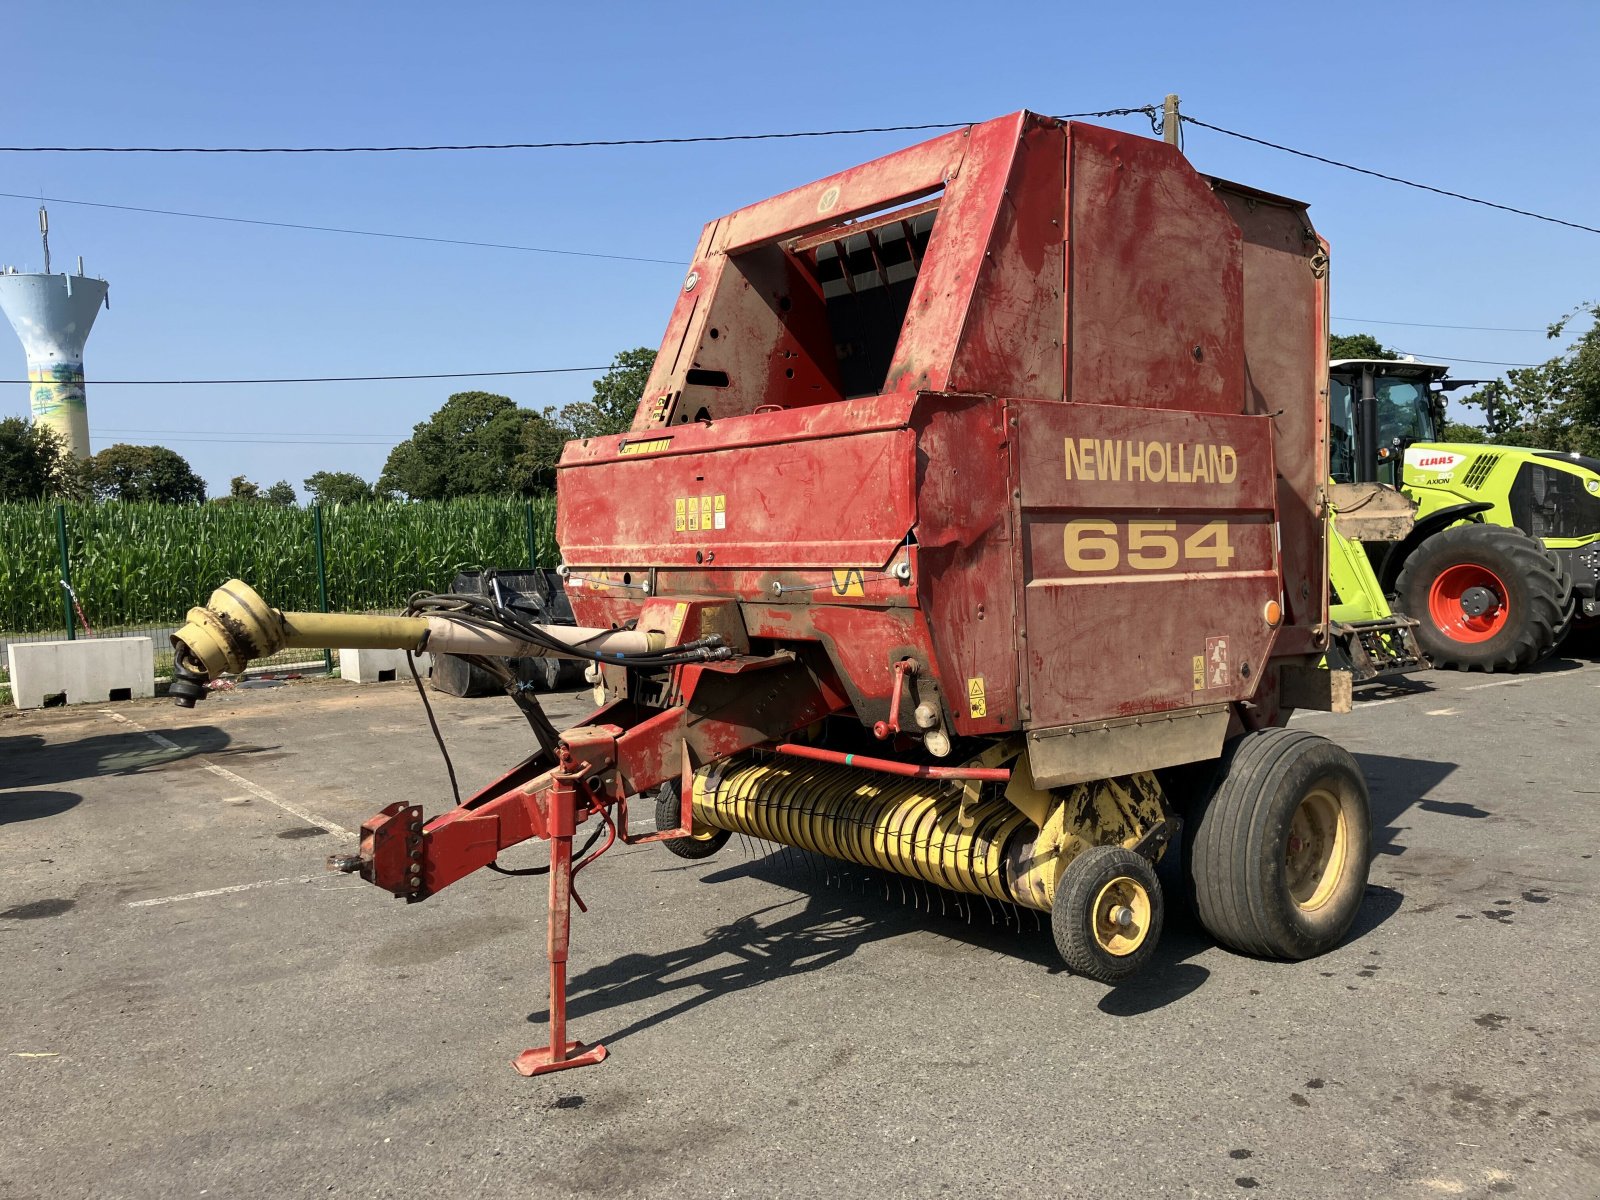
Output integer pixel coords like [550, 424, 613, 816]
[169, 112, 1379, 1076]
[1328, 358, 1592, 670]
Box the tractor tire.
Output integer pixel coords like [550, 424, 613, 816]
[1051, 845, 1164, 983]
[1183, 729, 1371, 961]
[1394, 523, 1566, 672]
[1552, 554, 1579, 650]
[655, 781, 730, 861]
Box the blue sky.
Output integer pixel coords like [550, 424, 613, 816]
[2, 0, 1596, 496]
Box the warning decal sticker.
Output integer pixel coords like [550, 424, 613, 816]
[1205, 636, 1230, 689]
[967, 677, 987, 719]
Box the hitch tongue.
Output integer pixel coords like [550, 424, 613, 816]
[326, 852, 363, 874]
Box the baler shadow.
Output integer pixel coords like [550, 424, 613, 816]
[0, 789, 82, 826]
[539, 846, 1240, 1039]
[1355, 751, 1463, 857]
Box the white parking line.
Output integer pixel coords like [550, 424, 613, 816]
[127, 876, 366, 908]
[100, 709, 350, 835]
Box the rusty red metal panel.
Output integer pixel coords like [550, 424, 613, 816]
[1015, 400, 1282, 725]
[714, 126, 971, 254]
[1064, 124, 1245, 414]
[883, 112, 1029, 396]
[558, 397, 919, 570]
[909, 393, 1018, 734]
[1211, 182, 1330, 634]
[944, 121, 1066, 400]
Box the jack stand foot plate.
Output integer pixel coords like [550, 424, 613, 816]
[512, 1040, 608, 1077]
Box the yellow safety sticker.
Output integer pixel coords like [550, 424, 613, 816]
[830, 569, 865, 598]
[1192, 654, 1206, 691]
[700, 495, 713, 530]
[687, 496, 699, 532]
[967, 677, 987, 719]
[620, 437, 673, 456]
[674, 497, 687, 533]
[714, 493, 726, 530]
[667, 601, 689, 644]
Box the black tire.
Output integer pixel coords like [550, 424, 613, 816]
[1183, 728, 1371, 960]
[1552, 553, 1579, 650]
[1394, 523, 1566, 672]
[655, 781, 729, 861]
[1051, 846, 1164, 983]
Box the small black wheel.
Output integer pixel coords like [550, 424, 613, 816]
[1051, 846, 1164, 983]
[1183, 728, 1371, 960]
[655, 781, 730, 861]
[1394, 523, 1566, 672]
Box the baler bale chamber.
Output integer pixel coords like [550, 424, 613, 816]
[170, 110, 1371, 1076]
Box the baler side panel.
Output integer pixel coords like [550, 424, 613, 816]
[1017, 402, 1282, 726]
[945, 121, 1066, 402]
[558, 399, 921, 574]
[631, 219, 723, 433]
[1212, 186, 1330, 640]
[884, 113, 1030, 397]
[911, 394, 1018, 734]
[1064, 125, 1245, 415]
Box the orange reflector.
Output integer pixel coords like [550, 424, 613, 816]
[1264, 599, 1283, 627]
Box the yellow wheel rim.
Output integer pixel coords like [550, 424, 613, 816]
[686, 821, 721, 843]
[1285, 786, 1349, 911]
[1091, 875, 1152, 956]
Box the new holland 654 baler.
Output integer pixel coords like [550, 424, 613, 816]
[170, 111, 1373, 1076]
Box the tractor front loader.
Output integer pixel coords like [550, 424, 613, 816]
[171, 112, 1378, 1075]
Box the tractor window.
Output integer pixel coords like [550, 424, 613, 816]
[1329, 376, 1355, 483]
[1376, 378, 1437, 445]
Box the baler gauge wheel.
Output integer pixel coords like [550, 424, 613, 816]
[1051, 846, 1164, 984]
[655, 782, 731, 861]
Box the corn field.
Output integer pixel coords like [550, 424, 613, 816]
[0, 497, 558, 635]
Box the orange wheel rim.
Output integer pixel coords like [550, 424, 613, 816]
[1427, 563, 1509, 643]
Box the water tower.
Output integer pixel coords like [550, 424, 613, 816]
[0, 207, 110, 459]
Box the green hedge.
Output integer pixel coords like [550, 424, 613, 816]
[0, 496, 558, 634]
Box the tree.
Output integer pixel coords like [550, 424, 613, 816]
[0, 417, 73, 501]
[86, 443, 206, 504]
[1466, 304, 1600, 455]
[303, 470, 377, 506]
[229, 475, 261, 502]
[379, 391, 538, 499]
[563, 347, 655, 439]
[263, 480, 297, 506]
[1328, 332, 1397, 361]
[1440, 420, 1488, 444]
[516, 407, 574, 491]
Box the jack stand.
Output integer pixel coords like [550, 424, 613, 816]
[513, 776, 607, 1077]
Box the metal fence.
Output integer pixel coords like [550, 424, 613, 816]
[0, 497, 558, 700]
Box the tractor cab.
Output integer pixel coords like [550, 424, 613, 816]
[1328, 357, 1452, 487]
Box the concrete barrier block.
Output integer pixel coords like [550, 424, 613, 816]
[340, 647, 425, 684]
[7, 637, 155, 710]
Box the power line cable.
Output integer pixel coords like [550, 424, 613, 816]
[1393, 350, 1538, 367]
[0, 190, 683, 266]
[2, 366, 607, 385]
[1332, 316, 1546, 333]
[0, 109, 1153, 154]
[1180, 115, 1600, 236]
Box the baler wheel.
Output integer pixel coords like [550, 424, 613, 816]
[1183, 729, 1371, 960]
[655, 782, 730, 861]
[1051, 846, 1164, 983]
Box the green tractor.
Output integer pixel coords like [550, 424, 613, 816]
[1328, 358, 1596, 671]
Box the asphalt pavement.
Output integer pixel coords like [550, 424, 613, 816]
[2, 657, 1598, 1199]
